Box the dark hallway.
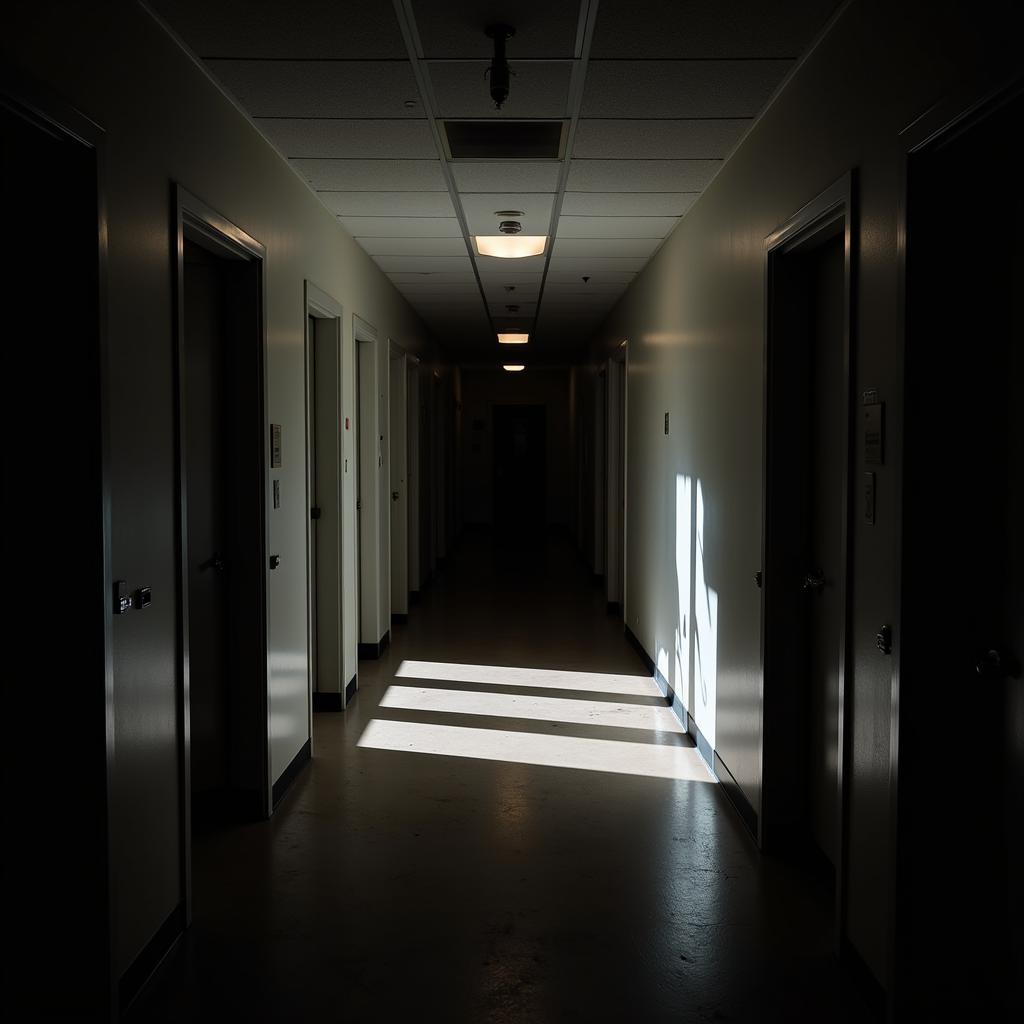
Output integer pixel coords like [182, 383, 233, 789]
[136, 534, 868, 1023]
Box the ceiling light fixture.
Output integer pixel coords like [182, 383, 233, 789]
[503, 364, 525, 372]
[497, 332, 529, 345]
[476, 235, 547, 258]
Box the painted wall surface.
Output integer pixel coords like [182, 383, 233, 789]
[586, 0, 1021, 985]
[4, 0, 438, 977]
[460, 367, 573, 527]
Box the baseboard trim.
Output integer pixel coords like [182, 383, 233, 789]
[358, 631, 390, 660]
[118, 901, 185, 1012]
[840, 935, 887, 1018]
[312, 691, 343, 712]
[409, 590, 421, 604]
[272, 738, 311, 809]
[713, 748, 759, 839]
[345, 674, 357, 703]
[624, 624, 654, 674]
[606, 600, 621, 614]
[686, 711, 714, 771]
[391, 612, 408, 625]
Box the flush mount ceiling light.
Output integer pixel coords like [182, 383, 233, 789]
[476, 235, 547, 258]
[503, 364, 526, 372]
[497, 332, 529, 345]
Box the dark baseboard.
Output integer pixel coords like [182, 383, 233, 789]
[713, 749, 759, 839]
[409, 590, 421, 604]
[272, 738, 311, 809]
[841, 935, 887, 1019]
[312, 691, 343, 712]
[624, 624, 654, 674]
[118, 901, 185, 1012]
[358, 631, 390, 660]
[686, 711, 714, 771]
[392, 612, 408, 625]
[345, 674, 357, 703]
[606, 600, 621, 614]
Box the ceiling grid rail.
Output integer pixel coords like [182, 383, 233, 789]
[534, 0, 601, 346]
[391, 0, 497, 343]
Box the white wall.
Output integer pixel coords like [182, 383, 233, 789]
[4, 0, 440, 979]
[585, 0, 1021, 988]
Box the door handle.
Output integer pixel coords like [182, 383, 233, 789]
[976, 648, 1021, 680]
[802, 569, 825, 593]
[392, 491, 400, 501]
[199, 552, 226, 572]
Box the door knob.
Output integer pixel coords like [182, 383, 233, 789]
[199, 553, 226, 572]
[392, 490, 400, 501]
[802, 569, 825, 593]
[976, 648, 1021, 680]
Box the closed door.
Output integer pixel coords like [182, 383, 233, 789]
[185, 242, 230, 807]
[493, 404, 546, 537]
[898, 89, 1023, 1013]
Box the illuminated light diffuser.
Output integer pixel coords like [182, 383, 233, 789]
[475, 235, 547, 258]
[497, 332, 529, 344]
[503, 364, 525, 372]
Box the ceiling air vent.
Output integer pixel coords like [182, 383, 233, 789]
[444, 121, 564, 160]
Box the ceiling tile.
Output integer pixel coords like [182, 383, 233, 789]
[567, 160, 721, 192]
[582, 60, 793, 118]
[339, 217, 461, 237]
[573, 119, 750, 159]
[488, 301, 538, 317]
[292, 159, 447, 191]
[323, 192, 456, 217]
[459, 193, 555, 235]
[552, 237, 662, 258]
[358, 237, 469, 256]
[410, 1, 580, 59]
[429, 61, 571, 118]
[590, 0, 840, 59]
[556, 215, 678, 238]
[204, 60, 420, 117]
[255, 118, 436, 159]
[452, 162, 561, 192]
[150, 1, 408, 58]
[544, 278, 630, 293]
[388, 271, 478, 284]
[561, 192, 698, 217]
[373, 255, 475, 273]
[546, 264, 641, 280]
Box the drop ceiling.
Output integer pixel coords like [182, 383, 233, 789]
[149, 0, 842, 362]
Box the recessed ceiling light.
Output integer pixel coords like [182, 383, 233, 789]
[476, 235, 547, 259]
[497, 332, 529, 344]
[503, 364, 525, 372]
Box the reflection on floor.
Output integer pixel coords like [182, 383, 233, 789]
[135, 532, 874, 1023]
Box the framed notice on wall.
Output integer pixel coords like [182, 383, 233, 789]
[271, 423, 282, 468]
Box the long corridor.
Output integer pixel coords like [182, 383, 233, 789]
[138, 534, 871, 1023]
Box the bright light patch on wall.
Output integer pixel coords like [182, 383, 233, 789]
[395, 660, 661, 698]
[497, 333, 529, 345]
[476, 235, 547, 258]
[379, 685, 685, 734]
[357, 719, 714, 783]
[503, 364, 525, 372]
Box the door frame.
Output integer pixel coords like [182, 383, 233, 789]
[304, 282, 345, 717]
[389, 342, 409, 620]
[889, 74, 1023, 1013]
[172, 185, 271, 921]
[759, 172, 856, 948]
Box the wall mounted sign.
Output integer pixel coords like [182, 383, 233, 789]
[862, 390, 884, 466]
[271, 423, 282, 468]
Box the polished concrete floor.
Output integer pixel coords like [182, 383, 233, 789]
[137, 533, 873, 1022]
